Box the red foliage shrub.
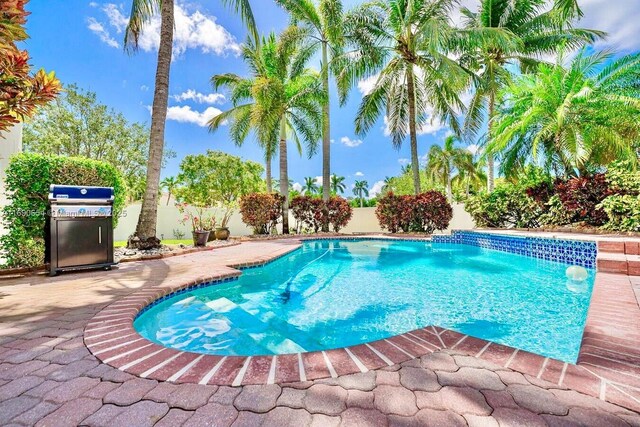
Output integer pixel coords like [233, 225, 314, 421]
[554, 174, 611, 226]
[525, 181, 554, 206]
[239, 193, 285, 234]
[376, 191, 452, 233]
[291, 195, 353, 233]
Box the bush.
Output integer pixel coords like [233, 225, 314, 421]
[290, 196, 353, 233]
[599, 195, 640, 232]
[1, 153, 125, 268]
[465, 184, 542, 228]
[239, 193, 285, 234]
[376, 191, 452, 233]
[554, 174, 610, 226]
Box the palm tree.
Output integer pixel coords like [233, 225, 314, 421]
[214, 29, 324, 234]
[343, 0, 469, 195]
[353, 180, 369, 208]
[160, 176, 179, 205]
[381, 176, 393, 193]
[303, 176, 319, 195]
[457, 0, 603, 191]
[125, 0, 256, 245]
[426, 135, 474, 201]
[330, 174, 346, 194]
[209, 36, 278, 193]
[453, 156, 487, 197]
[274, 0, 345, 203]
[489, 48, 640, 177]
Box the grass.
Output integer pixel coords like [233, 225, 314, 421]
[114, 239, 192, 248]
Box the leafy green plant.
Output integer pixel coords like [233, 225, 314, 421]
[599, 195, 640, 232]
[1, 153, 125, 268]
[465, 184, 542, 228]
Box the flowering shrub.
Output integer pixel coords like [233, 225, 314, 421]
[554, 174, 610, 226]
[239, 193, 285, 234]
[290, 196, 353, 233]
[376, 191, 452, 233]
[176, 203, 215, 232]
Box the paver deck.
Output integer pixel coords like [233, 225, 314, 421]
[1, 236, 640, 426]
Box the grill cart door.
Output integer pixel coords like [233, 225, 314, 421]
[47, 185, 116, 276]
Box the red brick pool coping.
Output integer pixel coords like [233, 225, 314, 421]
[83, 235, 640, 413]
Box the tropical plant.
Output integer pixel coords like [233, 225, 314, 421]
[290, 195, 352, 233]
[0, 0, 61, 132]
[452, 155, 487, 198]
[458, 0, 603, 191]
[274, 0, 345, 203]
[303, 176, 319, 195]
[161, 176, 180, 205]
[343, 0, 469, 194]
[426, 135, 474, 200]
[376, 191, 452, 233]
[330, 174, 346, 194]
[125, 0, 256, 247]
[353, 180, 369, 208]
[239, 193, 286, 234]
[489, 49, 640, 177]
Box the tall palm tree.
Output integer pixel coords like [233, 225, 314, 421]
[453, 156, 487, 197]
[353, 180, 369, 207]
[457, 0, 604, 191]
[160, 176, 179, 205]
[381, 176, 393, 193]
[214, 29, 324, 234]
[426, 135, 473, 201]
[274, 0, 345, 203]
[343, 0, 469, 195]
[489, 48, 640, 177]
[303, 176, 319, 194]
[330, 174, 346, 194]
[209, 36, 278, 193]
[125, 0, 256, 245]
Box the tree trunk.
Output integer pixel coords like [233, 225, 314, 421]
[265, 154, 272, 193]
[321, 41, 331, 231]
[360, 197, 363, 208]
[279, 121, 289, 234]
[406, 68, 421, 195]
[487, 92, 495, 192]
[166, 190, 171, 206]
[132, 0, 173, 246]
[447, 177, 452, 201]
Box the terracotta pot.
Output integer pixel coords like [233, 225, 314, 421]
[214, 227, 230, 241]
[192, 230, 210, 247]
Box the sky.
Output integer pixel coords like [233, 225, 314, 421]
[23, 0, 640, 197]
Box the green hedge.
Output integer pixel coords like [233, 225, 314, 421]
[1, 153, 125, 268]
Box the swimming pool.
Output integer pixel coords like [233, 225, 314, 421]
[134, 239, 595, 363]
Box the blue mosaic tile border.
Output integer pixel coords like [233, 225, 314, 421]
[432, 231, 597, 268]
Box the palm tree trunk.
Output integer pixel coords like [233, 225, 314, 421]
[166, 190, 171, 206]
[265, 153, 272, 193]
[279, 121, 289, 234]
[406, 68, 421, 195]
[360, 196, 363, 208]
[487, 92, 495, 192]
[447, 178, 452, 201]
[321, 41, 331, 231]
[132, 0, 173, 245]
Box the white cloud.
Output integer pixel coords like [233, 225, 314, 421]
[354, 171, 364, 177]
[383, 115, 446, 137]
[88, 2, 240, 57]
[140, 85, 149, 91]
[398, 158, 410, 166]
[86, 17, 119, 48]
[165, 105, 223, 127]
[369, 181, 386, 198]
[172, 89, 225, 104]
[357, 74, 379, 96]
[89, 2, 99, 7]
[340, 136, 363, 148]
[292, 182, 303, 192]
[578, 0, 640, 52]
[467, 144, 480, 155]
[314, 176, 323, 186]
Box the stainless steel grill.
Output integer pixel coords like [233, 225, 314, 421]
[46, 185, 116, 276]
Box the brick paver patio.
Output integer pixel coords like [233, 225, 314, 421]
[1, 239, 640, 426]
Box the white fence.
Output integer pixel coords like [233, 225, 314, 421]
[114, 202, 475, 241]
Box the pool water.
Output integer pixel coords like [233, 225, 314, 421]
[134, 239, 595, 363]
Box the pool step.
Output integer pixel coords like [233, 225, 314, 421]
[206, 297, 307, 354]
[596, 240, 640, 275]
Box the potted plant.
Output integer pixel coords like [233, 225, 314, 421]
[215, 225, 230, 240]
[177, 203, 211, 246]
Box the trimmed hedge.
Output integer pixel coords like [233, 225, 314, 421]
[1, 153, 125, 268]
[290, 195, 353, 233]
[376, 191, 453, 234]
[239, 193, 285, 235]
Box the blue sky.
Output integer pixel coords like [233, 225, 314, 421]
[24, 0, 639, 196]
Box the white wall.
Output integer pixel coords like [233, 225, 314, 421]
[114, 201, 475, 241]
[0, 123, 23, 206]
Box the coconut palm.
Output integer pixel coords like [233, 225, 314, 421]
[160, 176, 179, 205]
[457, 0, 604, 191]
[489, 48, 640, 178]
[209, 36, 278, 193]
[427, 135, 474, 201]
[381, 176, 394, 193]
[453, 156, 487, 197]
[125, 0, 256, 245]
[330, 174, 346, 194]
[212, 29, 324, 234]
[303, 176, 319, 195]
[274, 0, 345, 203]
[342, 0, 470, 195]
[353, 180, 369, 207]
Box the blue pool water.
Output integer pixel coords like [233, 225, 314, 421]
[134, 239, 595, 363]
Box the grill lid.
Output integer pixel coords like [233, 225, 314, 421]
[49, 185, 114, 204]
